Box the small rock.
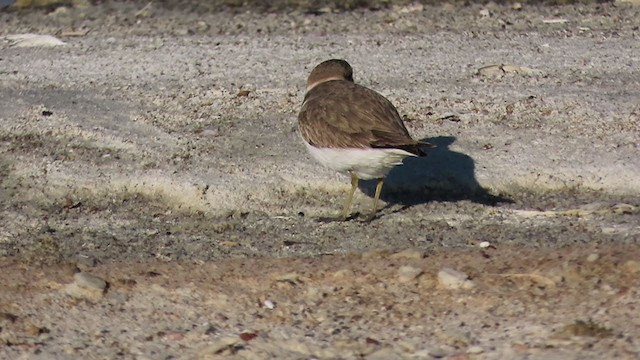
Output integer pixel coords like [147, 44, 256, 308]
[263, 299, 276, 310]
[428, 346, 448, 358]
[383, 13, 399, 24]
[479, 9, 490, 17]
[466, 345, 484, 354]
[195, 21, 210, 33]
[175, 28, 189, 36]
[66, 272, 108, 300]
[106, 291, 130, 304]
[240, 84, 256, 92]
[398, 265, 423, 283]
[239, 332, 257, 342]
[394, 19, 417, 32]
[199, 128, 220, 137]
[395, 3, 424, 13]
[365, 337, 381, 345]
[438, 268, 475, 290]
[74, 272, 107, 289]
[622, 260, 640, 274]
[164, 331, 185, 341]
[411, 349, 431, 358]
[586, 253, 599, 262]
[333, 269, 354, 279]
[479, 241, 491, 248]
[75, 255, 97, 268]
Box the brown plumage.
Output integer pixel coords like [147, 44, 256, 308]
[298, 59, 431, 155]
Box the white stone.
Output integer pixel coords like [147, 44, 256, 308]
[438, 268, 475, 290]
[398, 266, 424, 283]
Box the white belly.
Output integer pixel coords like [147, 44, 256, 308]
[304, 142, 416, 180]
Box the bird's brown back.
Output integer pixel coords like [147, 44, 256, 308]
[298, 80, 430, 156]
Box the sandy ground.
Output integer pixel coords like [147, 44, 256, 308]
[1, 1, 639, 359]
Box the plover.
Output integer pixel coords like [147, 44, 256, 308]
[298, 59, 433, 220]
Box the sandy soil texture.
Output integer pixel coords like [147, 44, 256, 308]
[1, 1, 639, 359]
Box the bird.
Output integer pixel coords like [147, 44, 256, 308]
[297, 59, 433, 220]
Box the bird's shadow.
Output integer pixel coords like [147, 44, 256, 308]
[358, 136, 511, 209]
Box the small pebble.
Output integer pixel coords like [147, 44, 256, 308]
[466, 345, 484, 354]
[428, 346, 448, 358]
[76, 255, 97, 268]
[622, 260, 640, 274]
[263, 299, 276, 310]
[66, 272, 108, 300]
[164, 332, 185, 341]
[398, 265, 424, 283]
[438, 268, 475, 290]
[333, 269, 354, 279]
[195, 21, 209, 32]
[479, 241, 491, 248]
[175, 28, 190, 36]
[586, 253, 599, 262]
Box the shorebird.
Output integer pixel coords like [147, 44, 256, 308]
[298, 59, 433, 220]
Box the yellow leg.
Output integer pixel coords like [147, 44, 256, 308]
[340, 173, 358, 219]
[368, 178, 384, 221]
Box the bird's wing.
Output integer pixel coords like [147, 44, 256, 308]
[298, 81, 428, 154]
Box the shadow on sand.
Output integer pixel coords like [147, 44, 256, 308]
[358, 136, 511, 208]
